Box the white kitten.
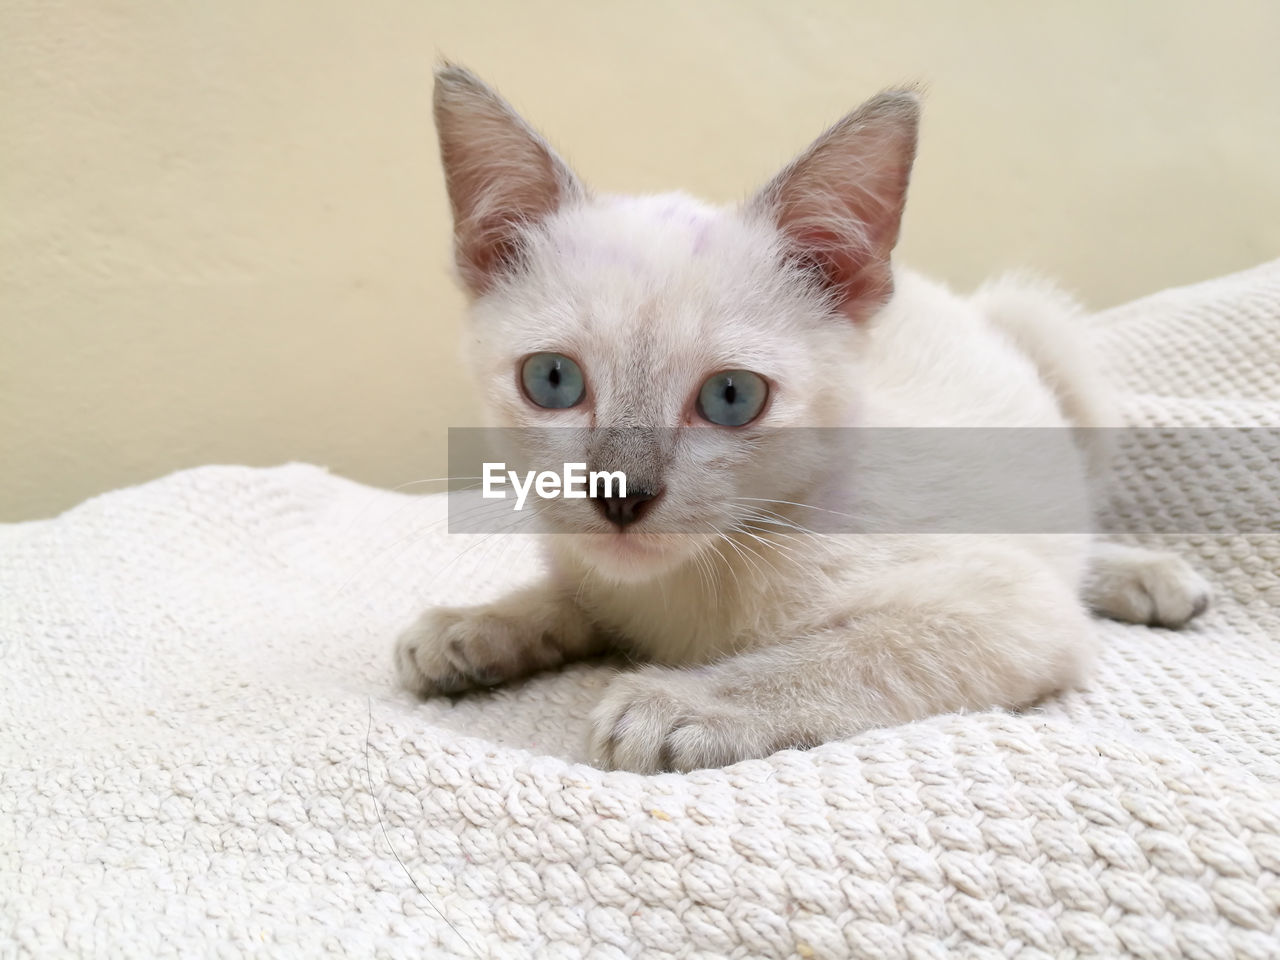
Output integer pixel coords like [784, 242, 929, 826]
[395, 65, 1211, 773]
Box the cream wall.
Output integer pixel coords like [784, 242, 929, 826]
[3, 1, 1278, 521]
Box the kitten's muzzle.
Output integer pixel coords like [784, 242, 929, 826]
[584, 426, 669, 530]
[591, 486, 662, 530]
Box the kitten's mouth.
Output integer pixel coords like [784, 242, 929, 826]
[574, 529, 689, 581]
[588, 531, 666, 558]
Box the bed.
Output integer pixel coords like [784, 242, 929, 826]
[4, 260, 1279, 958]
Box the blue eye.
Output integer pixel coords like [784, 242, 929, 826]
[520, 353, 585, 409]
[696, 370, 768, 426]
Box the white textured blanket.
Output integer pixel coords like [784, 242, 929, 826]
[4, 262, 1280, 959]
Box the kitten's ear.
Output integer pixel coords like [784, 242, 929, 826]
[750, 90, 919, 318]
[434, 65, 586, 296]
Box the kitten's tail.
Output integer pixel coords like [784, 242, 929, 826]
[971, 273, 1118, 487]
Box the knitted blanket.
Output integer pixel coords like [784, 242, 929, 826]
[4, 261, 1280, 959]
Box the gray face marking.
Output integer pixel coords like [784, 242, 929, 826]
[585, 426, 670, 497]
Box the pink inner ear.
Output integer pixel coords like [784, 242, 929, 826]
[757, 90, 918, 320]
[434, 67, 585, 297]
[450, 156, 572, 294]
[779, 212, 894, 319]
[457, 217, 527, 293]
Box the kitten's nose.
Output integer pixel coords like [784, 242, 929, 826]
[592, 487, 661, 530]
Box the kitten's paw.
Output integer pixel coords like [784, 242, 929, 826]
[394, 605, 554, 697]
[1087, 545, 1212, 628]
[589, 670, 778, 773]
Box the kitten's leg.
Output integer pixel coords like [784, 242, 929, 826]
[1083, 541, 1211, 628]
[395, 581, 603, 695]
[591, 553, 1096, 773]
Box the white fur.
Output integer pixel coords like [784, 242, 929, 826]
[395, 66, 1211, 772]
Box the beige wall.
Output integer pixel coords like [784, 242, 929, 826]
[3, 1, 1278, 521]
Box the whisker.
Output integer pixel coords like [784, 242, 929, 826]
[736, 504, 822, 536]
[388, 476, 484, 492]
[715, 529, 769, 584]
[731, 495, 860, 521]
[337, 476, 483, 544]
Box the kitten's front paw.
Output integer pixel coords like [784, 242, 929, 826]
[395, 605, 548, 697]
[1089, 548, 1212, 628]
[590, 669, 779, 773]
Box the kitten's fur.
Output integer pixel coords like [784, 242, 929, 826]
[396, 66, 1211, 773]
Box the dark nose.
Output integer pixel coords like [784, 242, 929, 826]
[592, 488, 660, 530]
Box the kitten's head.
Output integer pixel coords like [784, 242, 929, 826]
[434, 65, 918, 581]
